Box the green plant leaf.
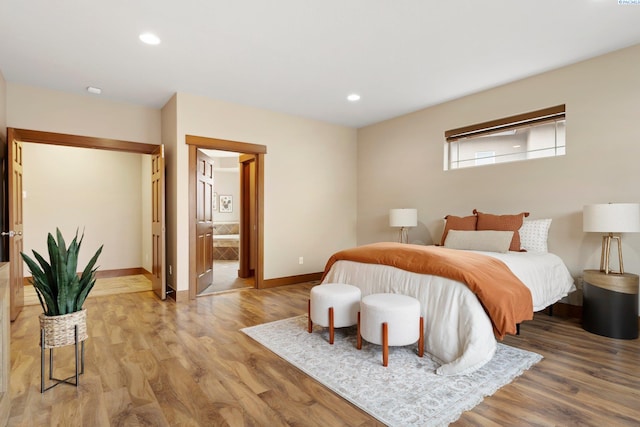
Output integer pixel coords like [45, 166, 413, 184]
[76, 245, 103, 310]
[24, 228, 102, 316]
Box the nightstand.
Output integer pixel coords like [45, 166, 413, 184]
[582, 269, 639, 339]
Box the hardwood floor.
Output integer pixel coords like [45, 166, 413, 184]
[22, 275, 153, 307]
[198, 261, 253, 295]
[8, 283, 640, 426]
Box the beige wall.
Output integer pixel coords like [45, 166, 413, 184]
[358, 43, 640, 308]
[0, 71, 6, 263]
[160, 94, 177, 291]
[6, 84, 160, 143]
[7, 84, 160, 273]
[22, 143, 150, 271]
[210, 156, 240, 224]
[0, 70, 6, 144]
[140, 156, 152, 272]
[167, 92, 357, 291]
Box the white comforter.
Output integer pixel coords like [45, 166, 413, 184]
[321, 250, 575, 376]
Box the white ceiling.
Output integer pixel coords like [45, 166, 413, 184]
[1, 1, 639, 128]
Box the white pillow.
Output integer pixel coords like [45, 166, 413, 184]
[443, 230, 514, 253]
[519, 218, 552, 252]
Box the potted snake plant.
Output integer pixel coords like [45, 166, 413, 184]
[21, 228, 103, 348]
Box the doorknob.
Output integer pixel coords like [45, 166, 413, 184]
[1, 230, 22, 237]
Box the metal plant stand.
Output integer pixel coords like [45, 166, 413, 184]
[39, 309, 88, 393]
[40, 324, 85, 393]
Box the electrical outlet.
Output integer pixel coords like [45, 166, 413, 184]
[169, 265, 172, 275]
[298, 257, 304, 265]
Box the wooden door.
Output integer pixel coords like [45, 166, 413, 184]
[151, 145, 166, 300]
[7, 130, 24, 321]
[239, 154, 257, 278]
[196, 150, 215, 294]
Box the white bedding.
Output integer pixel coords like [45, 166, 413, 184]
[321, 250, 575, 376]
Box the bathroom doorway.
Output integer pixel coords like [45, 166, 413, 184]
[187, 135, 265, 299]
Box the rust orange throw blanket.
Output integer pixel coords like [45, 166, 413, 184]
[322, 242, 533, 339]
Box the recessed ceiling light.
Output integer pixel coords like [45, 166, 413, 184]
[139, 32, 161, 45]
[347, 93, 361, 102]
[513, 145, 521, 148]
[86, 86, 102, 95]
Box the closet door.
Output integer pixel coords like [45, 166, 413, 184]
[151, 145, 166, 300]
[7, 130, 24, 320]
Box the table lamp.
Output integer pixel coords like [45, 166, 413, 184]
[389, 208, 417, 244]
[583, 203, 640, 274]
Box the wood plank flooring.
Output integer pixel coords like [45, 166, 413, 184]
[22, 275, 152, 307]
[8, 283, 640, 426]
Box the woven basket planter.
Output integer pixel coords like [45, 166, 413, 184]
[39, 309, 88, 349]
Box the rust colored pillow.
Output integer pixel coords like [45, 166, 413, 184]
[440, 214, 478, 246]
[473, 209, 530, 252]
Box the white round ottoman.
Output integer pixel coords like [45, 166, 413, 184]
[358, 293, 424, 366]
[308, 283, 361, 344]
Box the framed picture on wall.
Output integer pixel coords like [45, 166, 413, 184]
[219, 195, 233, 213]
[213, 192, 218, 211]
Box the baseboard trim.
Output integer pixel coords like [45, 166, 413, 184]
[24, 267, 152, 286]
[261, 272, 323, 289]
[95, 268, 151, 279]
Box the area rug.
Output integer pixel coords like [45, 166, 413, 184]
[242, 315, 542, 427]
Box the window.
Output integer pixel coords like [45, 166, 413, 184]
[444, 105, 565, 170]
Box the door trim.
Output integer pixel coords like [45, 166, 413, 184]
[186, 135, 266, 298]
[8, 129, 158, 154]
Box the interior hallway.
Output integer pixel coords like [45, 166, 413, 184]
[198, 260, 253, 295]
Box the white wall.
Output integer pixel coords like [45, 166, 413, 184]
[22, 143, 146, 271]
[7, 84, 160, 273]
[167, 92, 358, 291]
[357, 43, 640, 308]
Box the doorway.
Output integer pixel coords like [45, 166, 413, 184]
[6, 128, 166, 320]
[186, 135, 266, 299]
[196, 149, 253, 295]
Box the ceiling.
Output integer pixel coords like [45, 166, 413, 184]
[1, 1, 640, 128]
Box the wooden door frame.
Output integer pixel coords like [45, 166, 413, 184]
[238, 154, 256, 278]
[186, 135, 266, 299]
[6, 128, 163, 315]
[8, 129, 159, 154]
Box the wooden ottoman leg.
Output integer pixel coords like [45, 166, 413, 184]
[382, 322, 389, 367]
[357, 311, 362, 350]
[307, 299, 312, 333]
[418, 316, 424, 357]
[329, 307, 334, 345]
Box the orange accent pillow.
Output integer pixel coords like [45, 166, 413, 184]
[473, 209, 530, 252]
[440, 215, 478, 246]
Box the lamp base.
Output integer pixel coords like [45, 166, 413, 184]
[398, 227, 409, 244]
[600, 234, 624, 274]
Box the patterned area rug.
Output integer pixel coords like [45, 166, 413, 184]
[242, 315, 542, 427]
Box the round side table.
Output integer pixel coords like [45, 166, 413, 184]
[582, 269, 639, 339]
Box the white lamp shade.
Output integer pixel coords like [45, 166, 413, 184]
[389, 208, 417, 227]
[583, 203, 640, 233]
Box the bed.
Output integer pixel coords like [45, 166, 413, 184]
[321, 240, 575, 376]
